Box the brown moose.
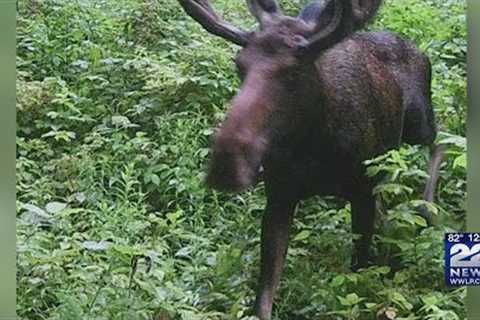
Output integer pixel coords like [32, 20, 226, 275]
[177, 0, 443, 318]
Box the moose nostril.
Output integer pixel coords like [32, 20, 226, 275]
[206, 132, 264, 192]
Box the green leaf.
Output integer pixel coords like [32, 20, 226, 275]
[338, 293, 364, 306]
[293, 230, 311, 242]
[82, 240, 112, 251]
[422, 295, 439, 306]
[150, 174, 160, 186]
[21, 204, 52, 225]
[331, 275, 345, 287]
[376, 266, 391, 275]
[438, 132, 466, 148]
[45, 201, 67, 214]
[22, 203, 48, 217]
[413, 215, 428, 227]
[392, 292, 413, 310]
[365, 302, 378, 310]
[453, 153, 466, 169]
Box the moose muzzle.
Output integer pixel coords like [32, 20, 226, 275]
[206, 71, 276, 192]
[207, 127, 267, 192]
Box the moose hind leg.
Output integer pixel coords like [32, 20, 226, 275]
[402, 97, 442, 225]
[418, 143, 445, 225]
[255, 199, 297, 320]
[350, 191, 376, 271]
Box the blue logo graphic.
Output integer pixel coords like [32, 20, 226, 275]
[445, 233, 480, 286]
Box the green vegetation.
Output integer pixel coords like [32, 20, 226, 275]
[16, 0, 466, 319]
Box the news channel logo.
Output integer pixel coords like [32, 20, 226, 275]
[445, 233, 480, 286]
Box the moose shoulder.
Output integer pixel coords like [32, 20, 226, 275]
[177, 1, 443, 319]
[260, 31, 435, 198]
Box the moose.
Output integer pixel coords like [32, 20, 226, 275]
[178, 0, 443, 318]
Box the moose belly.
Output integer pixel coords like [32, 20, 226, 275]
[263, 152, 368, 201]
[298, 158, 363, 199]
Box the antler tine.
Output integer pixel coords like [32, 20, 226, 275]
[298, 0, 382, 57]
[247, 0, 283, 27]
[298, 0, 344, 55]
[178, 0, 249, 46]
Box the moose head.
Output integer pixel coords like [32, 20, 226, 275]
[179, 0, 383, 193]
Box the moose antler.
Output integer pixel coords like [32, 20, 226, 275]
[300, 0, 344, 54]
[247, 0, 283, 27]
[178, 0, 250, 46]
[297, 0, 383, 56]
[178, 0, 382, 50]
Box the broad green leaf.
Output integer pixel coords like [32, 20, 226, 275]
[82, 240, 112, 251]
[45, 201, 67, 214]
[293, 230, 311, 242]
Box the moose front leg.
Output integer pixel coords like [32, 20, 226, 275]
[350, 191, 376, 271]
[255, 199, 297, 320]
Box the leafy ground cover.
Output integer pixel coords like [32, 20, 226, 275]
[16, 0, 466, 319]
